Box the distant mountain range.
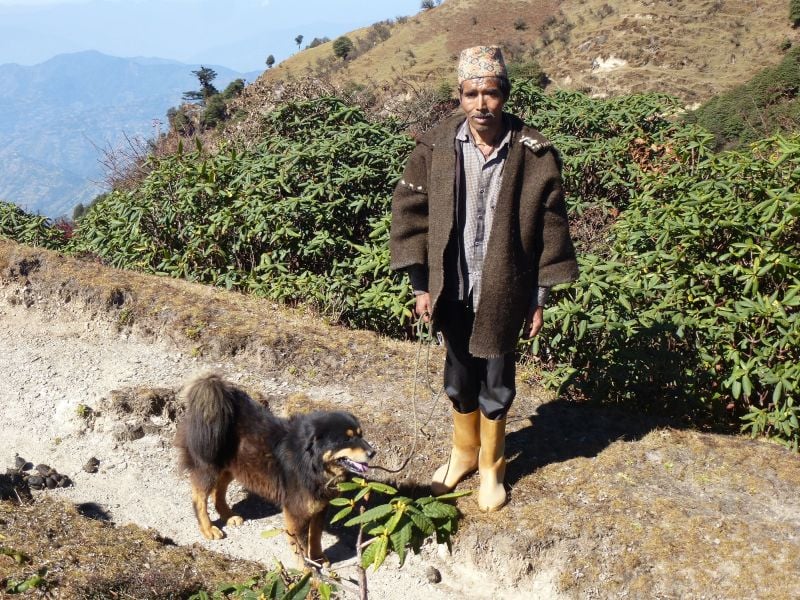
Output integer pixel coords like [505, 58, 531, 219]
[0, 51, 261, 217]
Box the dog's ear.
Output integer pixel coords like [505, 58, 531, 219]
[305, 435, 318, 453]
[294, 418, 320, 454]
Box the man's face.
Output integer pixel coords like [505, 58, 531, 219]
[459, 77, 506, 135]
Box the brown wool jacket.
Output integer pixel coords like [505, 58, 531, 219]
[390, 111, 578, 358]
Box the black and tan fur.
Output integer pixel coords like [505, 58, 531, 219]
[175, 373, 374, 565]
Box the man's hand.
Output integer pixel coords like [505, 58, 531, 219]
[414, 292, 432, 323]
[522, 305, 544, 339]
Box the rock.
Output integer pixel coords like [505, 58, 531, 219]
[425, 566, 442, 584]
[83, 457, 100, 473]
[45, 475, 58, 489]
[13, 454, 27, 470]
[113, 424, 145, 442]
[27, 475, 45, 489]
[35, 463, 53, 477]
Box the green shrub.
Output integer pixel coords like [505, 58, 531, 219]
[221, 79, 245, 100]
[332, 36, 354, 61]
[333, 478, 465, 570]
[792, 0, 800, 26]
[167, 105, 196, 136]
[531, 133, 800, 448]
[506, 60, 548, 88]
[0, 201, 67, 250]
[307, 37, 330, 49]
[70, 98, 415, 334]
[504, 82, 799, 447]
[201, 94, 227, 128]
[507, 82, 682, 252]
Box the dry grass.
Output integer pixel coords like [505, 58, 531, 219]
[0, 497, 266, 598]
[535, 0, 799, 102]
[2, 238, 800, 598]
[264, 0, 559, 90]
[261, 0, 799, 103]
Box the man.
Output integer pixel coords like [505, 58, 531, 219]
[390, 46, 578, 511]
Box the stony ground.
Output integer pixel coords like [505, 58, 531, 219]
[1, 240, 799, 599]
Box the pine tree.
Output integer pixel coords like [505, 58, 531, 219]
[182, 66, 218, 105]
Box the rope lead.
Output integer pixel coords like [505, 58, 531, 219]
[369, 314, 444, 474]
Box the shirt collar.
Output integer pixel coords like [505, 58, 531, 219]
[456, 119, 470, 142]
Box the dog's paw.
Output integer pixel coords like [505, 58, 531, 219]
[226, 515, 244, 527]
[311, 553, 331, 568]
[201, 525, 225, 540]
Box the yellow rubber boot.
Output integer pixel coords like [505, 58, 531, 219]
[477, 414, 507, 511]
[431, 409, 480, 495]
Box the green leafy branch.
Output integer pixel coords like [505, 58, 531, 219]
[189, 561, 335, 600]
[332, 478, 468, 571]
[1, 542, 46, 595]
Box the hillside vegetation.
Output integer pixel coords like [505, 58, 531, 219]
[266, 0, 799, 102]
[2, 76, 798, 450]
[686, 46, 800, 149]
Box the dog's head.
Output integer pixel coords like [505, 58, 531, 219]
[300, 411, 375, 479]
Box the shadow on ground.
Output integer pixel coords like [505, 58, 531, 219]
[505, 398, 678, 486]
[230, 494, 282, 521]
[76, 502, 113, 521]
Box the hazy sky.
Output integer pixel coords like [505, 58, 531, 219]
[0, 0, 423, 72]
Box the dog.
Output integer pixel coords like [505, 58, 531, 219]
[174, 373, 374, 565]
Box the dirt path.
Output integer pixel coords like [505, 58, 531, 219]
[0, 299, 544, 599]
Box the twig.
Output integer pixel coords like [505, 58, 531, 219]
[356, 505, 368, 600]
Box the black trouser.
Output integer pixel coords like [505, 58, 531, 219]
[436, 299, 516, 420]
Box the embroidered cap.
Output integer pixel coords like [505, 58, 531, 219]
[457, 46, 508, 84]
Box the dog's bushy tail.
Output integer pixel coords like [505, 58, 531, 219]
[179, 372, 237, 467]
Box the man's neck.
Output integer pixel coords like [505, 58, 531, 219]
[468, 120, 506, 158]
[468, 119, 505, 149]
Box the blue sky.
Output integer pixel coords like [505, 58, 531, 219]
[0, 0, 423, 72]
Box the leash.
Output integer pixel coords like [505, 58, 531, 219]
[369, 313, 444, 474]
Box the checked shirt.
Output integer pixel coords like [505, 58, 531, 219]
[453, 118, 512, 309]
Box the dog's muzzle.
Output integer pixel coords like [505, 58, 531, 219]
[336, 443, 375, 475]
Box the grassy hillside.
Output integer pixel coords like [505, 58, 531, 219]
[268, 0, 558, 93]
[533, 0, 799, 101]
[265, 0, 799, 102]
